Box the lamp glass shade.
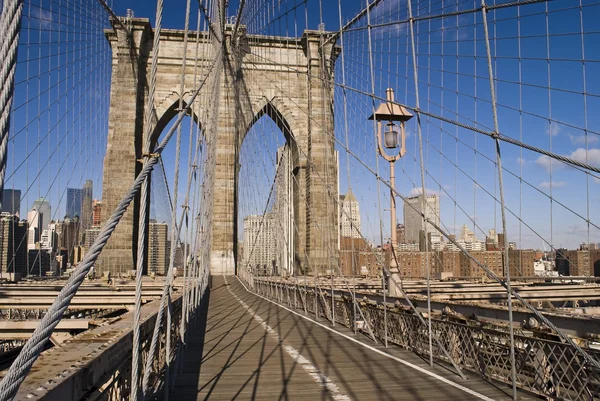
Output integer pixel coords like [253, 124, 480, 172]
[384, 127, 399, 149]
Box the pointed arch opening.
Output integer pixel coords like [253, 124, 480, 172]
[150, 94, 205, 152]
[134, 95, 204, 276]
[236, 100, 301, 278]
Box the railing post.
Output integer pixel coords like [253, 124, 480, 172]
[314, 284, 318, 320]
[294, 279, 298, 309]
[382, 271, 388, 347]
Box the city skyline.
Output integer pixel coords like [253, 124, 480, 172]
[1, 0, 596, 264]
[4, 0, 599, 271]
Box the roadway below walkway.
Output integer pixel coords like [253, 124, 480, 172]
[169, 276, 530, 401]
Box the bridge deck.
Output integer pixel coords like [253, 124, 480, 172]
[170, 276, 526, 401]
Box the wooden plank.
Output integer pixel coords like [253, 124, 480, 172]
[170, 277, 535, 401]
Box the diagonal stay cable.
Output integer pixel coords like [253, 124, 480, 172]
[0, 48, 221, 401]
[240, 47, 600, 176]
[140, 44, 224, 398]
[96, 0, 130, 35]
[235, 51, 600, 373]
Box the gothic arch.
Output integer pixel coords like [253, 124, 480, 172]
[99, 18, 338, 277]
[150, 91, 204, 150]
[243, 98, 299, 150]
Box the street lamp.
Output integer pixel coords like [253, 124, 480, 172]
[369, 88, 413, 273]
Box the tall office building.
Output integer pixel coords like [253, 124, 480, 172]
[81, 180, 93, 231]
[459, 224, 476, 243]
[26, 209, 42, 250]
[84, 227, 101, 251]
[0, 213, 28, 277]
[59, 216, 80, 265]
[66, 188, 83, 218]
[92, 200, 102, 227]
[28, 249, 51, 277]
[243, 214, 277, 275]
[149, 220, 169, 275]
[339, 189, 361, 238]
[31, 198, 51, 232]
[274, 146, 294, 276]
[1, 189, 21, 216]
[403, 194, 441, 244]
[396, 223, 406, 244]
[41, 223, 59, 252]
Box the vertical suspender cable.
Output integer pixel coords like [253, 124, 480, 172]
[132, 0, 163, 398]
[164, 1, 191, 395]
[364, 0, 383, 337]
[173, 0, 192, 368]
[480, 1, 517, 398]
[406, 0, 433, 366]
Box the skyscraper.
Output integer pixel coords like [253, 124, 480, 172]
[243, 214, 277, 275]
[28, 249, 51, 277]
[59, 216, 80, 265]
[149, 220, 169, 275]
[0, 213, 28, 277]
[31, 198, 51, 233]
[403, 194, 441, 244]
[41, 223, 59, 252]
[81, 180, 93, 231]
[396, 223, 406, 244]
[92, 200, 102, 227]
[274, 146, 293, 276]
[1, 189, 21, 216]
[84, 227, 101, 251]
[26, 209, 41, 250]
[459, 224, 476, 243]
[339, 189, 361, 238]
[66, 188, 83, 218]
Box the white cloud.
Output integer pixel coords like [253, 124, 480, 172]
[373, 22, 407, 35]
[568, 148, 600, 166]
[546, 123, 560, 137]
[31, 7, 53, 29]
[566, 225, 589, 235]
[409, 187, 439, 196]
[535, 148, 599, 174]
[594, 177, 600, 184]
[535, 155, 565, 172]
[516, 157, 527, 166]
[440, 15, 470, 41]
[569, 134, 599, 145]
[371, 0, 406, 35]
[539, 181, 566, 189]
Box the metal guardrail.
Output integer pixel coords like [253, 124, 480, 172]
[240, 272, 600, 401]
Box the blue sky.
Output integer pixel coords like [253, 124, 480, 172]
[8, 0, 111, 224]
[233, 0, 600, 250]
[7, 0, 600, 250]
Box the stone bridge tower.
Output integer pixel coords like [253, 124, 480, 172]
[97, 19, 338, 276]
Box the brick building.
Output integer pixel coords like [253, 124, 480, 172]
[507, 249, 535, 277]
[339, 237, 381, 276]
[560, 250, 600, 276]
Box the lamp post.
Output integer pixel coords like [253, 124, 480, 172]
[369, 89, 413, 288]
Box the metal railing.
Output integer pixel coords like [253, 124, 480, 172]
[239, 272, 600, 401]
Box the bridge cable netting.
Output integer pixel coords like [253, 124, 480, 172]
[0, 0, 599, 400]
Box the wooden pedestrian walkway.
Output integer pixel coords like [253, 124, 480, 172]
[168, 276, 529, 401]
